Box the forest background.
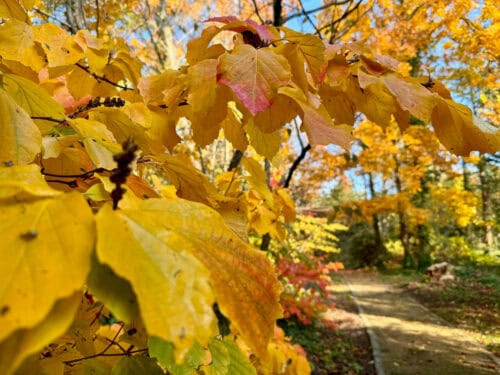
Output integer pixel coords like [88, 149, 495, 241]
[0, 0, 498, 374]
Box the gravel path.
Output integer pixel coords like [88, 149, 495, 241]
[342, 271, 499, 375]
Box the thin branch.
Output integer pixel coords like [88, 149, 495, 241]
[293, 119, 304, 149]
[197, 146, 207, 174]
[41, 167, 112, 180]
[75, 63, 133, 91]
[31, 116, 66, 124]
[297, 0, 323, 38]
[64, 324, 125, 366]
[318, 0, 363, 32]
[45, 179, 78, 188]
[282, 0, 351, 23]
[32, 7, 73, 30]
[251, 0, 265, 24]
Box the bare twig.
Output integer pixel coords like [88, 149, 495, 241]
[31, 116, 66, 124]
[32, 7, 73, 30]
[297, 0, 323, 38]
[75, 63, 133, 91]
[251, 0, 265, 24]
[282, 0, 351, 23]
[64, 324, 125, 366]
[41, 167, 113, 180]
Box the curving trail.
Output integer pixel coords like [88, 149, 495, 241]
[340, 271, 499, 375]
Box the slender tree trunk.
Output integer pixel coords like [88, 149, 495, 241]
[478, 158, 493, 252]
[394, 161, 413, 268]
[367, 172, 385, 265]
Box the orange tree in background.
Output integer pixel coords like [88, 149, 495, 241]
[1, 0, 499, 374]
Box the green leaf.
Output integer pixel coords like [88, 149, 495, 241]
[203, 337, 256, 375]
[0, 292, 81, 375]
[86, 255, 140, 322]
[111, 355, 164, 375]
[148, 337, 205, 375]
[0, 193, 95, 341]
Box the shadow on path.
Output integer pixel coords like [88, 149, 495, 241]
[341, 271, 498, 375]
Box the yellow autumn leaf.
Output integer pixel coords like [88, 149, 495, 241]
[431, 97, 500, 155]
[382, 73, 436, 123]
[0, 18, 45, 71]
[2, 73, 65, 132]
[0, 292, 81, 375]
[98, 198, 282, 360]
[280, 26, 326, 85]
[67, 118, 120, 169]
[0, 90, 41, 165]
[280, 85, 352, 150]
[187, 60, 230, 146]
[96, 203, 216, 360]
[0, 0, 29, 23]
[88, 107, 165, 155]
[221, 106, 248, 151]
[241, 157, 274, 206]
[0, 192, 94, 342]
[162, 154, 222, 207]
[0, 164, 60, 199]
[33, 23, 84, 67]
[245, 119, 282, 160]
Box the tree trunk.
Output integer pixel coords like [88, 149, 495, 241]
[394, 161, 413, 268]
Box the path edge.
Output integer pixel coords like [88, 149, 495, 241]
[343, 275, 386, 375]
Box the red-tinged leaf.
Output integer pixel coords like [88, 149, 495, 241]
[217, 44, 291, 115]
[432, 98, 500, 155]
[280, 86, 353, 150]
[208, 17, 275, 42]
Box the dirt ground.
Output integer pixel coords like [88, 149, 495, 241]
[343, 270, 499, 375]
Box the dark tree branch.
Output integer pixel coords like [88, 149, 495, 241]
[75, 63, 133, 91]
[273, 0, 282, 26]
[41, 167, 112, 180]
[31, 116, 66, 124]
[228, 150, 244, 171]
[283, 144, 311, 188]
[282, 0, 351, 24]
